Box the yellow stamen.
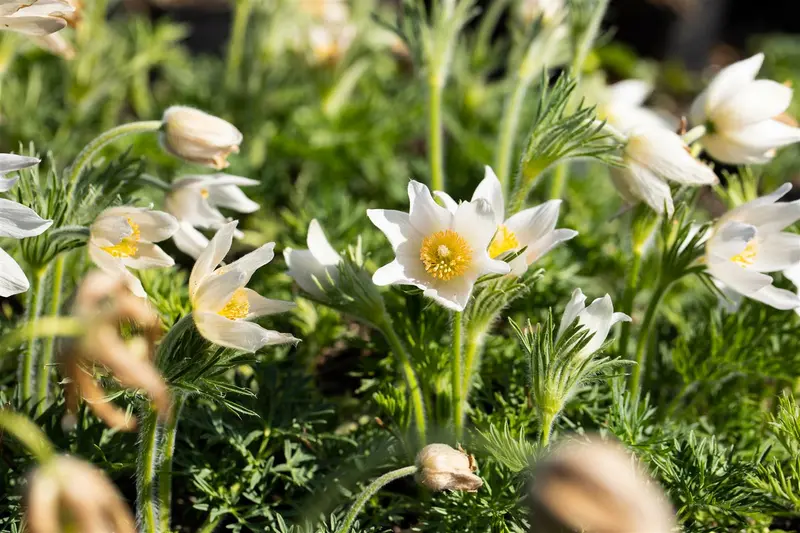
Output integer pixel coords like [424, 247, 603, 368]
[200, 188, 209, 199]
[101, 218, 140, 258]
[219, 288, 250, 320]
[420, 230, 472, 281]
[731, 241, 757, 267]
[488, 225, 519, 259]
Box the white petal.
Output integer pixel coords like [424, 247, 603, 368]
[473, 252, 511, 276]
[453, 198, 498, 252]
[307, 219, 341, 265]
[526, 228, 578, 264]
[407, 180, 451, 235]
[217, 243, 275, 285]
[750, 232, 800, 273]
[285, 248, 333, 297]
[0, 176, 18, 192]
[705, 53, 764, 117]
[471, 166, 505, 223]
[367, 209, 420, 250]
[707, 258, 772, 296]
[504, 200, 563, 247]
[724, 120, 800, 152]
[0, 154, 39, 176]
[611, 312, 632, 326]
[0, 198, 53, 238]
[577, 295, 614, 356]
[207, 183, 259, 213]
[608, 80, 653, 107]
[244, 288, 295, 318]
[557, 288, 586, 340]
[172, 223, 210, 259]
[194, 268, 247, 312]
[433, 191, 459, 214]
[122, 242, 175, 270]
[715, 80, 793, 129]
[90, 214, 133, 247]
[128, 210, 179, 243]
[88, 244, 146, 298]
[0, 246, 29, 297]
[422, 275, 475, 312]
[626, 128, 718, 186]
[623, 163, 674, 216]
[702, 134, 774, 165]
[0, 14, 67, 35]
[707, 221, 757, 260]
[193, 312, 298, 352]
[190, 221, 237, 297]
[205, 174, 260, 188]
[748, 284, 800, 311]
[372, 259, 423, 287]
[720, 183, 792, 224]
[606, 105, 672, 134]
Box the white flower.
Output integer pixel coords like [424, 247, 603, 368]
[436, 166, 577, 276]
[189, 222, 298, 352]
[557, 288, 631, 358]
[164, 173, 259, 259]
[0, 0, 74, 36]
[610, 127, 718, 216]
[517, 0, 564, 24]
[160, 106, 243, 170]
[284, 219, 342, 298]
[0, 167, 52, 298]
[782, 264, 800, 317]
[368, 180, 510, 311]
[690, 53, 800, 164]
[600, 80, 673, 134]
[88, 207, 178, 298]
[705, 183, 800, 310]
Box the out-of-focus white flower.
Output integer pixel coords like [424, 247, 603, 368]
[557, 288, 630, 358]
[517, 0, 564, 24]
[284, 219, 342, 298]
[189, 221, 298, 352]
[368, 180, 510, 311]
[160, 106, 243, 170]
[610, 127, 718, 216]
[600, 80, 673, 134]
[88, 207, 178, 298]
[690, 53, 800, 164]
[0, 0, 74, 36]
[705, 183, 800, 310]
[164, 173, 259, 259]
[436, 166, 577, 276]
[308, 23, 357, 63]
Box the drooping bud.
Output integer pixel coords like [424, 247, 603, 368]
[415, 444, 483, 492]
[160, 106, 243, 169]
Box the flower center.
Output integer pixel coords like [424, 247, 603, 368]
[488, 225, 519, 259]
[731, 240, 757, 267]
[420, 230, 472, 281]
[218, 288, 250, 320]
[200, 188, 209, 199]
[101, 218, 140, 258]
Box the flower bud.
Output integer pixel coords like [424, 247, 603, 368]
[160, 106, 243, 169]
[530, 437, 675, 533]
[415, 444, 483, 492]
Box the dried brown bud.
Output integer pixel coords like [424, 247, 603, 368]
[530, 437, 676, 533]
[415, 444, 483, 492]
[61, 271, 169, 431]
[26, 455, 135, 533]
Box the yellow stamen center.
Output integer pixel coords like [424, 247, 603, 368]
[101, 218, 140, 258]
[420, 230, 472, 281]
[218, 288, 250, 320]
[200, 188, 209, 199]
[731, 241, 758, 267]
[488, 225, 520, 259]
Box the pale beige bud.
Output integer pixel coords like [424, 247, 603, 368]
[415, 444, 483, 492]
[160, 106, 243, 169]
[530, 437, 676, 533]
[26, 456, 135, 533]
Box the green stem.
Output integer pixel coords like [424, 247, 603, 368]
[136, 408, 161, 533]
[461, 327, 485, 395]
[67, 120, 163, 200]
[495, 79, 531, 194]
[158, 395, 185, 533]
[452, 312, 464, 441]
[547, 162, 568, 201]
[616, 249, 642, 360]
[0, 410, 56, 463]
[197, 514, 225, 533]
[629, 282, 670, 401]
[333, 465, 418, 533]
[35, 256, 66, 416]
[379, 316, 427, 446]
[226, 0, 253, 87]
[19, 268, 47, 407]
[539, 410, 555, 448]
[428, 78, 445, 192]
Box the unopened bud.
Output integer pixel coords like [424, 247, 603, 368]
[161, 106, 243, 169]
[415, 444, 483, 492]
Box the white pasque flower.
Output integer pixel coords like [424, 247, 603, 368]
[164, 174, 259, 259]
[517, 0, 564, 24]
[705, 183, 800, 311]
[610, 127, 718, 216]
[782, 264, 800, 317]
[368, 180, 510, 311]
[436, 166, 577, 276]
[189, 222, 298, 352]
[88, 207, 178, 298]
[1, 157, 52, 298]
[160, 106, 243, 170]
[600, 80, 673, 134]
[284, 219, 342, 299]
[0, 0, 74, 36]
[690, 53, 800, 164]
[557, 288, 631, 358]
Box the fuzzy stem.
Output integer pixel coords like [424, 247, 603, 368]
[452, 312, 465, 441]
[547, 162, 568, 200]
[461, 325, 486, 396]
[19, 267, 47, 406]
[428, 78, 445, 192]
[616, 249, 642, 360]
[629, 282, 670, 401]
[158, 395, 185, 532]
[197, 514, 225, 533]
[136, 408, 161, 533]
[539, 409, 556, 448]
[226, 0, 253, 87]
[495, 79, 531, 194]
[0, 410, 55, 464]
[35, 256, 66, 416]
[333, 465, 418, 533]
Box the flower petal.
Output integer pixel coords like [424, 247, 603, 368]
[705, 53, 764, 117]
[0, 246, 29, 297]
[367, 209, 419, 250]
[433, 191, 459, 214]
[504, 200, 563, 247]
[701, 134, 774, 165]
[720, 183, 792, 225]
[750, 232, 800, 273]
[626, 128, 718, 186]
[408, 180, 450, 235]
[622, 163, 674, 216]
[207, 183, 259, 213]
[88, 244, 146, 298]
[190, 221, 237, 297]
[0, 198, 53, 238]
[194, 268, 247, 312]
[716, 80, 793, 129]
[0, 154, 39, 176]
[707, 221, 757, 260]
[724, 119, 800, 153]
[748, 284, 800, 311]
[707, 258, 772, 296]
[422, 275, 475, 312]
[453, 198, 497, 252]
[285, 248, 333, 297]
[128, 210, 179, 243]
[193, 312, 298, 352]
[372, 259, 425, 287]
[472, 166, 505, 223]
[244, 288, 296, 318]
[122, 242, 175, 270]
[577, 295, 614, 356]
[217, 243, 275, 285]
[526, 228, 578, 265]
[307, 219, 341, 265]
[172, 223, 210, 259]
[557, 288, 586, 340]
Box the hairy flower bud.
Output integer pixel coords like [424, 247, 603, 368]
[530, 437, 675, 533]
[415, 444, 483, 492]
[160, 106, 243, 169]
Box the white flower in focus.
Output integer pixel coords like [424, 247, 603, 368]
[518, 0, 564, 24]
[783, 264, 800, 317]
[705, 183, 800, 310]
[690, 53, 800, 164]
[0, 0, 74, 36]
[610, 127, 718, 216]
[189, 222, 298, 352]
[164, 174, 259, 259]
[88, 207, 178, 298]
[368, 181, 510, 311]
[0, 153, 40, 192]
[284, 219, 342, 298]
[600, 80, 673, 134]
[436, 166, 577, 276]
[160, 106, 243, 170]
[556, 288, 631, 358]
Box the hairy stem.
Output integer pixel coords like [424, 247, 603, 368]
[136, 408, 161, 533]
[452, 312, 465, 441]
[19, 267, 46, 406]
[333, 465, 418, 533]
[226, 0, 253, 87]
[539, 409, 556, 448]
[428, 78, 445, 192]
[35, 256, 66, 416]
[548, 162, 568, 200]
[616, 249, 642, 360]
[158, 395, 185, 533]
[629, 282, 670, 401]
[197, 514, 225, 533]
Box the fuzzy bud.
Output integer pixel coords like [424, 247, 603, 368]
[415, 444, 483, 492]
[160, 106, 243, 169]
[529, 437, 676, 533]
